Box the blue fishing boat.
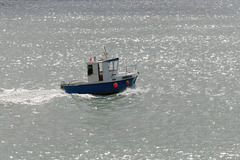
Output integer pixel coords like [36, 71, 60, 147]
[61, 47, 139, 95]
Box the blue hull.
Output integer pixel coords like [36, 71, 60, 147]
[61, 77, 137, 95]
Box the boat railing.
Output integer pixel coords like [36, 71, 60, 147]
[125, 64, 137, 73]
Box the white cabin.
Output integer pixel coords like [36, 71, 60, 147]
[86, 58, 119, 83]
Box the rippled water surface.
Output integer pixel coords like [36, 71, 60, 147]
[0, 0, 240, 159]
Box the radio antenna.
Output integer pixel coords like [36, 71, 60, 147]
[103, 46, 108, 58]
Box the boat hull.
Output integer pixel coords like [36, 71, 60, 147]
[61, 77, 137, 95]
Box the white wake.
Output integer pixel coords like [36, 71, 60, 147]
[0, 87, 147, 105]
[0, 88, 67, 105]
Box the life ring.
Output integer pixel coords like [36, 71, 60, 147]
[113, 82, 118, 88]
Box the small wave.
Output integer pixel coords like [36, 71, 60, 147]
[71, 93, 98, 99]
[0, 88, 67, 105]
[118, 86, 148, 96]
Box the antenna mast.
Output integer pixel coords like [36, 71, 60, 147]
[104, 46, 108, 58]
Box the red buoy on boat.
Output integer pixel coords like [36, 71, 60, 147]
[125, 80, 130, 85]
[113, 82, 118, 88]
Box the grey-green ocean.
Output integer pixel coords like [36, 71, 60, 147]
[0, 0, 240, 159]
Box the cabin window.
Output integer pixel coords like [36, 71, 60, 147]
[98, 63, 103, 81]
[108, 62, 114, 71]
[108, 61, 118, 71]
[88, 65, 93, 76]
[98, 63, 103, 73]
[114, 61, 118, 71]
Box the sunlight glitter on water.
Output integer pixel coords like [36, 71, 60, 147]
[1, 0, 240, 159]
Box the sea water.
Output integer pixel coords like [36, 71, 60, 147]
[0, 0, 240, 159]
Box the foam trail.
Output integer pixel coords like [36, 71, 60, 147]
[118, 87, 148, 96]
[0, 88, 67, 105]
[71, 93, 98, 99]
[0, 87, 146, 106]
